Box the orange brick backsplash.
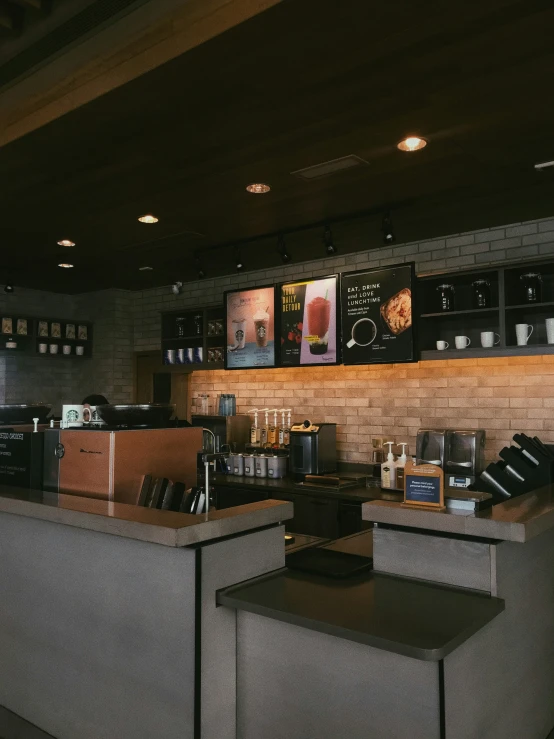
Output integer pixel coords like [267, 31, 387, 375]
[190, 357, 554, 463]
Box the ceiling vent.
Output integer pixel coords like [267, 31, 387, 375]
[291, 155, 368, 181]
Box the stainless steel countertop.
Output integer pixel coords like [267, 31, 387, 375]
[363, 484, 554, 542]
[0, 486, 293, 547]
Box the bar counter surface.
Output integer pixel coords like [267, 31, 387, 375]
[0, 484, 292, 546]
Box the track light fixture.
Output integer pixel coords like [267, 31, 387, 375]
[171, 281, 183, 295]
[277, 234, 291, 264]
[4, 280, 13, 294]
[323, 225, 337, 255]
[194, 253, 206, 279]
[234, 247, 244, 271]
[382, 212, 395, 245]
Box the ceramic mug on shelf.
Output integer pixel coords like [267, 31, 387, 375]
[515, 324, 533, 346]
[455, 335, 471, 349]
[480, 331, 500, 348]
[436, 340, 449, 351]
[49, 343, 59, 355]
[38, 343, 47, 354]
[62, 344, 71, 355]
[546, 318, 554, 345]
[75, 346, 84, 356]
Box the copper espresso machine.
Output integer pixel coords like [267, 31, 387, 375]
[43, 426, 202, 504]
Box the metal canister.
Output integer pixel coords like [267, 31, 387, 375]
[255, 454, 268, 478]
[243, 454, 256, 477]
[266, 455, 288, 479]
[232, 453, 244, 476]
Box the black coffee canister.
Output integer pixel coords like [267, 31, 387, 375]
[437, 284, 455, 312]
[520, 272, 542, 304]
[472, 279, 491, 309]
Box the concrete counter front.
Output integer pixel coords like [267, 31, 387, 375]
[0, 487, 292, 739]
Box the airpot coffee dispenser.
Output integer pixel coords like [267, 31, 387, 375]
[289, 420, 337, 478]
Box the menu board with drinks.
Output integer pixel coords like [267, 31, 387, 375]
[340, 263, 416, 364]
[280, 275, 339, 366]
[225, 286, 276, 369]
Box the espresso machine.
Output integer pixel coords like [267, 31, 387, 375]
[289, 421, 337, 478]
[416, 428, 486, 489]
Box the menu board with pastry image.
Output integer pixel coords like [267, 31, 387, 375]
[340, 263, 416, 364]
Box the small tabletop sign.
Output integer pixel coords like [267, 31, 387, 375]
[402, 460, 445, 511]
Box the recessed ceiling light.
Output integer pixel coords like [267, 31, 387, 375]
[246, 183, 271, 194]
[397, 136, 427, 152]
[57, 239, 75, 247]
[58, 263, 74, 269]
[139, 266, 154, 271]
[138, 214, 159, 223]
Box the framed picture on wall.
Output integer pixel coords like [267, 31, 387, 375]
[224, 285, 276, 369]
[340, 262, 417, 364]
[280, 274, 340, 366]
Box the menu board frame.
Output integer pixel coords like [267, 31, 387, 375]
[224, 284, 277, 370]
[340, 262, 417, 365]
[279, 273, 341, 368]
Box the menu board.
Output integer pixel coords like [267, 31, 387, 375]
[225, 286, 276, 369]
[341, 263, 416, 364]
[280, 275, 339, 366]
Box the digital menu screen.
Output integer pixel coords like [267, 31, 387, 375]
[225, 286, 276, 369]
[340, 263, 416, 364]
[280, 275, 339, 366]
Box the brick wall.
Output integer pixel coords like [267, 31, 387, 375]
[190, 356, 554, 463]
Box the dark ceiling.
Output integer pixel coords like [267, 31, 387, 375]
[2, 0, 554, 292]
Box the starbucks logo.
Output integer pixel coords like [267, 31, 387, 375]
[235, 329, 244, 341]
[67, 410, 79, 422]
[257, 326, 266, 339]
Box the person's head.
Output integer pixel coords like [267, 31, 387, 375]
[82, 394, 109, 408]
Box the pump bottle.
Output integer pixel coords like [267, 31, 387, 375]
[250, 409, 260, 445]
[395, 443, 408, 489]
[381, 442, 397, 489]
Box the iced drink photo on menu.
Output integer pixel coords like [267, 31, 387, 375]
[231, 318, 247, 350]
[253, 307, 270, 347]
[307, 295, 332, 354]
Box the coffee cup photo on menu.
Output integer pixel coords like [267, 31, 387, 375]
[340, 263, 416, 365]
[280, 276, 338, 366]
[225, 286, 276, 369]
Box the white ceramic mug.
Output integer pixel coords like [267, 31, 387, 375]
[515, 323, 533, 346]
[62, 344, 71, 355]
[76, 346, 84, 356]
[62, 404, 84, 427]
[38, 343, 47, 354]
[546, 318, 554, 345]
[455, 335, 471, 349]
[481, 331, 500, 348]
[436, 340, 449, 350]
[83, 405, 105, 425]
[49, 343, 59, 354]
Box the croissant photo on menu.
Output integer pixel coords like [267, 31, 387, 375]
[380, 287, 412, 335]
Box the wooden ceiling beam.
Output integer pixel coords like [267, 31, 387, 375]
[0, 0, 24, 32]
[8, 0, 43, 9]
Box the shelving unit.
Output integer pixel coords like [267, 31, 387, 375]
[417, 258, 554, 360]
[161, 305, 225, 370]
[0, 315, 93, 358]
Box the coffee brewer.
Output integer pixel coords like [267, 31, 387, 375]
[289, 421, 337, 478]
[416, 428, 486, 489]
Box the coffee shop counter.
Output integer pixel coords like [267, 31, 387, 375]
[0, 486, 292, 739]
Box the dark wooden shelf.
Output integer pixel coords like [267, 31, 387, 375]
[419, 307, 499, 319]
[505, 301, 554, 310]
[162, 336, 203, 343]
[420, 345, 554, 360]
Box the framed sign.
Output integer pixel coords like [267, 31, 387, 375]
[341, 263, 416, 365]
[403, 460, 445, 510]
[225, 285, 276, 369]
[280, 275, 339, 366]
